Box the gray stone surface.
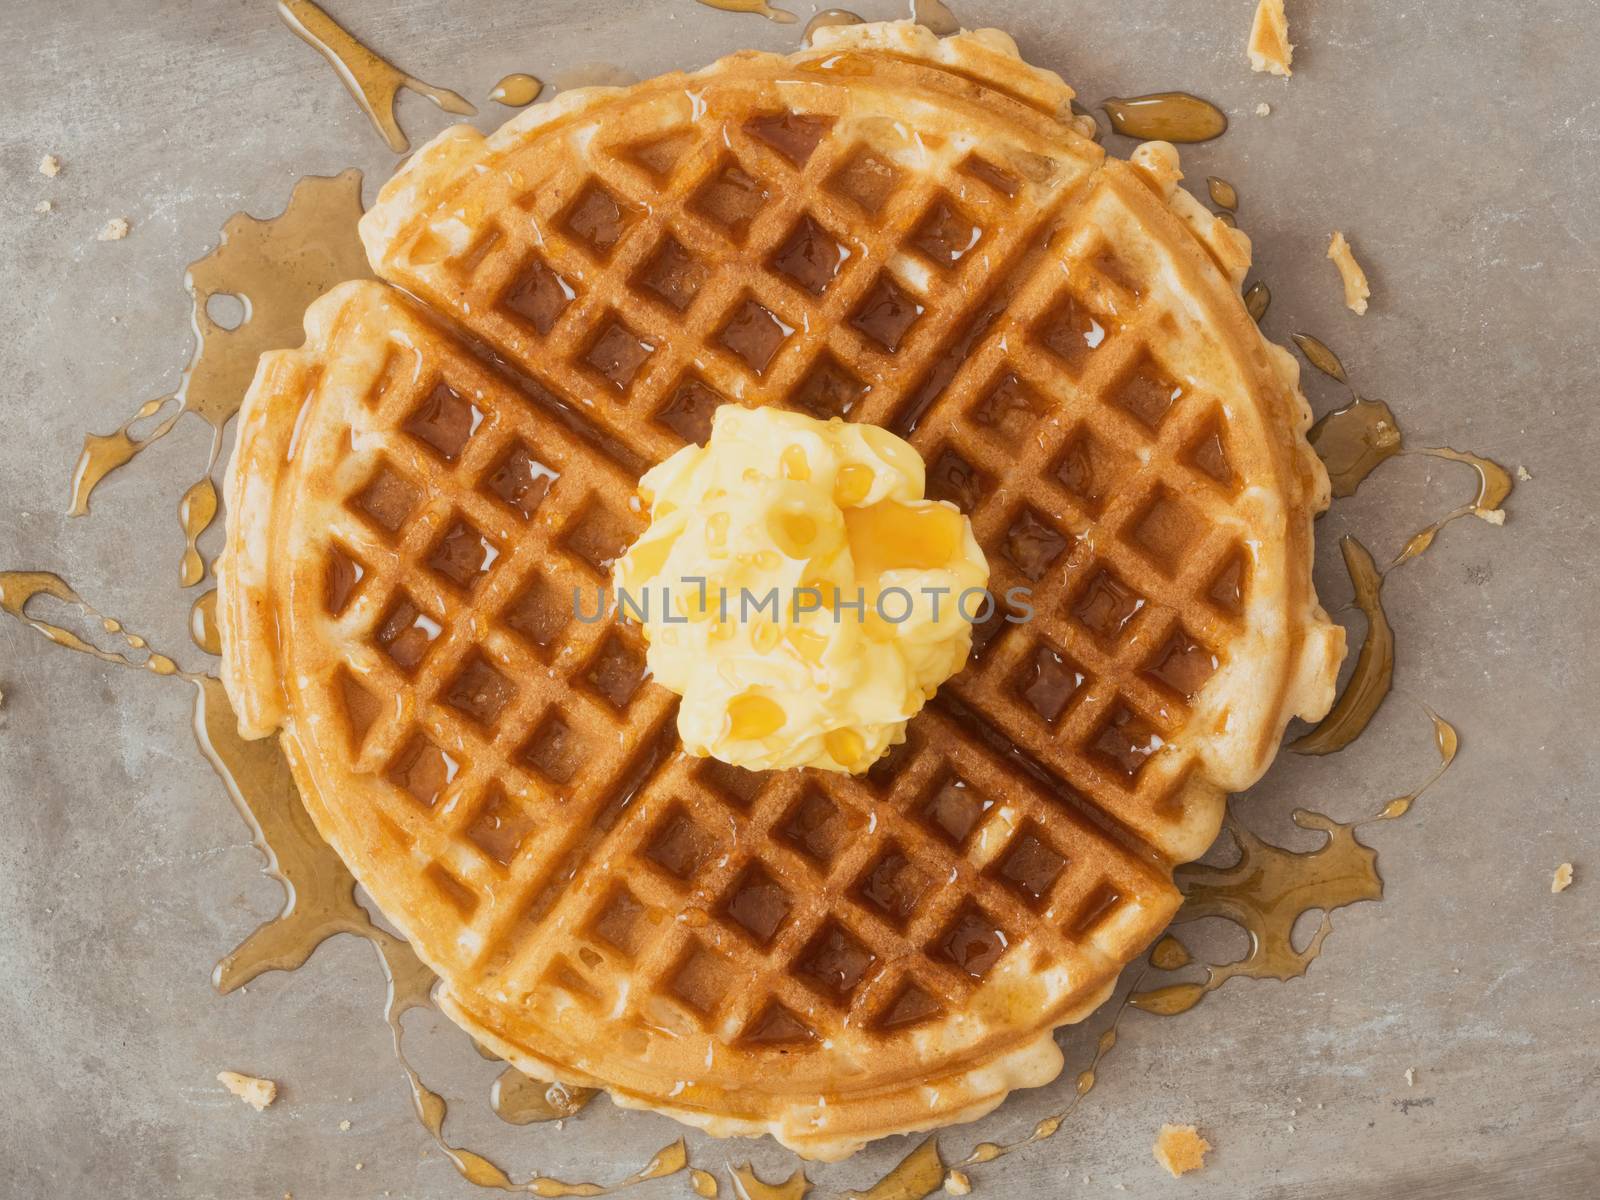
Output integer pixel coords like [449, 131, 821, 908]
[1, 1, 1596, 1196]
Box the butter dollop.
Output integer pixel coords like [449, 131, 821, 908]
[614, 406, 989, 773]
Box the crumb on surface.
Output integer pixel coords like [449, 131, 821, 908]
[1476, 508, 1506, 526]
[1328, 231, 1371, 315]
[39, 153, 61, 177]
[34, 200, 52, 214]
[1255, 102, 1272, 116]
[97, 217, 131, 242]
[1405, 1067, 1417, 1087]
[339, 1119, 351, 1131]
[1249, 0, 1294, 76]
[218, 1070, 277, 1112]
[1153, 1124, 1211, 1177]
[944, 1170, 972, 1195]
[1553, 862, 1574, 893]
[355, 1162, 365, 1172]
[1516, 464, 1532, 481]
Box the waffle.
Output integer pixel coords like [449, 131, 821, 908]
[220, 21, 1341, 1160]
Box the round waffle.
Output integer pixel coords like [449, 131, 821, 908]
[220, 22, 1341, 1159]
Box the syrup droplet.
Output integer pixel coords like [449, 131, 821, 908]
[909, 0, 961, 36]
[1207, 176, 1238, 210]
[277, 0, 475, 153]
[803, 8, 864, 45]
[1291, 331, 1349, 383]
[178, 475, 219, 587]
[1243, 280, 1271, 322]
[1149, 934, 1191, 971]
[1102, 93, 1228, 143]
[190, 588, 221, 655]
[489, 72, 544, 107]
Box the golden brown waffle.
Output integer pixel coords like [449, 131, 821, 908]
[221, 22, 1341, 1159]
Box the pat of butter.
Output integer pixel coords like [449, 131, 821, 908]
[614, 406, 989, 773]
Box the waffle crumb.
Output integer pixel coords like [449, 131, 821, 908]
[944, 1170, 972, 1195]
[34, 199, 52, 214]
[1327, 231, 1370, 315]
[355, 1162, 365, 1172]
[1553, 863, 1574, 893]
[1248, 0, 1294, 76]
[217, 1070, 278, 1111]
[1516, 465, 1532, 481]
[1405, 1067, 1417, 1087]
[1153, 1124, 1211, 1177]
[339, 1119, 351, 1131]
[96, 217, 131, 242]
[39, 153, 61, 177]
[1255, 102, 1272, 116]
[1477, 508, 1506, 526]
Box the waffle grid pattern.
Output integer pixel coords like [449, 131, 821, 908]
[300, 288, 1173, 1053]
[222, 26, 1339, 1133]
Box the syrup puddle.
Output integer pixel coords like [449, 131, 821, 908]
[843, 1138, 944, 1200]
[67, 170, 372, 589]
[278, 0, 475, 153]
[1132, 709, 1459, 1016]
[732, 1164, 810, 1200]
[1102, 93, 1228, 143]
[491, 1068, 597, 1125]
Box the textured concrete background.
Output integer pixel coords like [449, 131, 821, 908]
[1, 1, 1596, 1197]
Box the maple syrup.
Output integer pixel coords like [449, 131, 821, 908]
[1243, 280, 1271, 322]
[490, 72, 545, 107]
[694, 0, 798, 25]
[1102, 93, 1228, 143]
[277, 0, 475, 153]
[804, 9, 864, 45]
[1206, 176, 1238, 210]
[732, 1164, 811, 1200]
[910, 0, 961, 36]
[68, 170, 372, 587]
[843, 1139, 944, 1200]
[1132, 710, 1457, 1016]
[491, 1068, 597, 1124]
[1290, 535, 1391, 756]
[190, 588, 221, 656]
[1300, 340, 1515, 564]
